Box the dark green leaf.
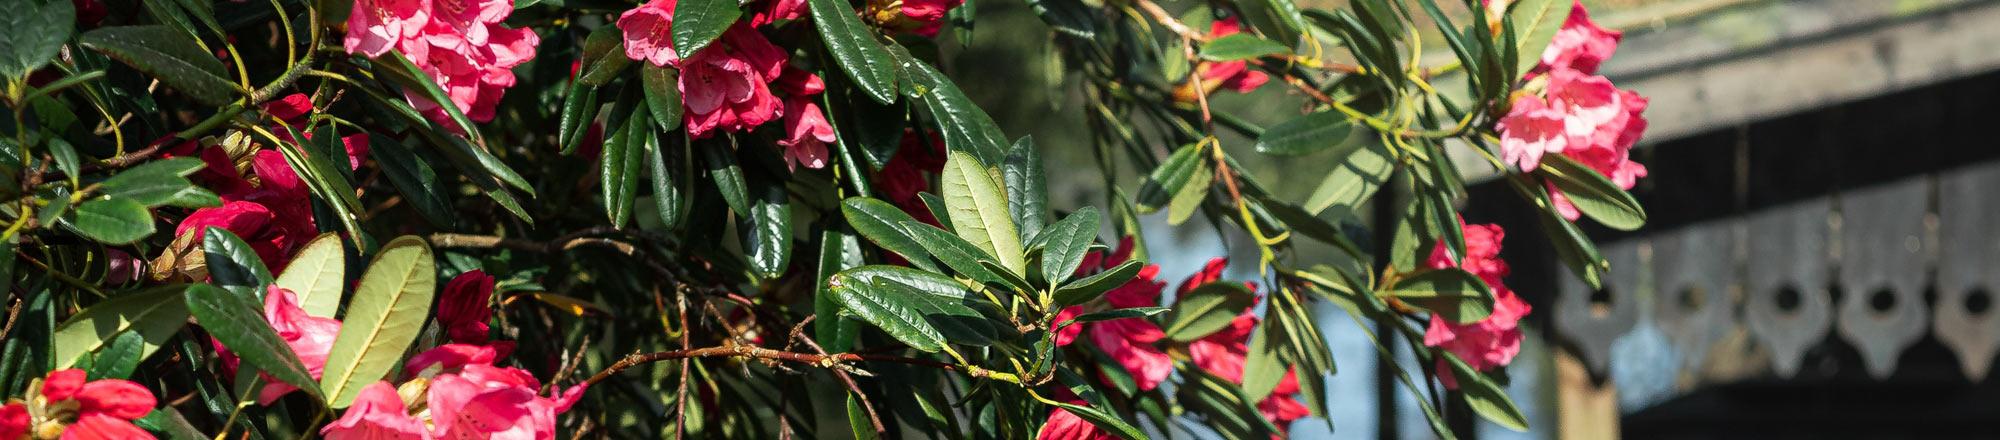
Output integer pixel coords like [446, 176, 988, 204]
[99, 158, 203, 207]
[577, 26, 632, 86]
[809, 0, 899, 104]
[1136, 144, 1205, 213]
[1200, 33, 1292, 61]
[839, 197, 939, 272]
[0, 0, 73, 78]
[185, 284, 321, 400]
[1162, 282, 1256, 341]
[1043, 389, 1146, 438]
[1038, 207, 1099, 286]
[1052, 259, 1140, 307]
[602, 100, 649, 227]
[368, 134, 455, 227]
[1389, 268, 1494, 323]
[70, 198, 154, 244]
[1526, 178, 1606, 288]
[890, 46, 1008, 166]
[1541, 154, 1645, 230]
[1003, 137, 1048, 238]
[701, 139, 750, 215]
[899, 220, 1009, 287]
[202, 227, 273, 296]
[558, 81, 598, 155]
[917, 192, 953, 231]
[644, 129, 686, 231]
[641, 65, 684, 131]
[85, 331, 144, 380]
[376, 51, 483, 146]
[815, 229, 865, 352]
[78, 25, 238, 106]
[1256, 111, 1359, 156]
[1063, 306, 1168, 325]
[133, 408, 206, 440]
[741, 174, 792, 279]
[1024, 0, 1095, 37]
[46, 138, 79, 184]
[1303, 136, 1394, 217]
[673, 0, 742, 59]
[829, 265, 995, 351]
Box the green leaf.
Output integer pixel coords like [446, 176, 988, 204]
[558, 81, 599, 155]
[1527, 179, 1606, 288]
[938, 150, 1026, 275]
[1166, 156, 1212, 225]
[1162, 282, 1256, 341]
[1024, 0, 1095, 37]
[1002, 137, 1049, 239]
[1441, 351, 1529, 431]
[77, 25, 237, 106]
[602, 100, 649, 228]
[133, 408, 207, 440]
[1389, 268, 1494, 323]
[320, 236, 436, 408]
[1135, 144, 1205, 213]
[641, 65, 684, 131]
[828, 265, 996, 352]
[976, 259, 1037, 293]
[185, 284, 321, 401]
[99, 159, 203, 207]
[1200, 33, 1292, 61]
[367, 134, 455, 228]
[53, 285, 190, 369]
[809, 0, 899, 104]
[70, 198, 155, 244]
[1541, 155, 1645, 230]
[1063, 306, 1168, 325]
[0, 0, 72, 78]
[577, 26, 632, 86]
[839, 197, 939, 272]
[376, 51, 484, 147]
[899, 220, 1008, 287]
[1046, 371, 1148, 439]
[1237, 0, 1307, 48]
[846, 394, 879, 440]
[891, 47, 1008, 165]
[1508, 0, 1572, 74]
[46, 138, 79, 185]
[1038, 207, 1099, 286]
[814, 229, 865, 352]
[85, 331, 144, 380]
[644, 128, 687, 231]
[673, 0, 742, 59]
[275, 233, 346, 319]
[917, 192, 954, 231]
[1256, 111, 1359, 156]
[276, 127, 368, 245]
[1303, 136, 1394, 217]
[742, 174, 792, 279]
[202, 227, 273, 296]
[1240, 316, 1288, 401]
[701, 140, 750, 215]
[1052, 259, 1141, 307]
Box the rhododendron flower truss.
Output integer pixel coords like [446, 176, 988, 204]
[10, 0, 1657, 437]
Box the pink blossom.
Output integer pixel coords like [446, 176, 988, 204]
[1421, 222, 1532, 382]
[320, 382, 428, 440]
[680, 26, 787, 138]
[0, 369, 158, 440]
[1182, 270, 1311, 432]
[345, 0, 431, 57]
[779, 98, 834, 170]
[1201, 18, 1269, 93]
[425, 364, 586, 440]
[440, 271, 497, 344]
[888, 0, 963, 37]
[1496, 94, 1567, 171]
[423, 0, 512, 51]
[618, 0, 680, 67]
[1036, 402, 1117, 440]
[1053, 237, 1173, 391]
[208, 286, 343, 404]
[1535, 1, 1621, 75]
[752, 0, 807, 27]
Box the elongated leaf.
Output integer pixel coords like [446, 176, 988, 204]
[641, 65, 684, 131]
[673, 0, 741, 58]
[701, 140, 750, 215]
[1024, 0, 1095, 37]
[1256, 111, 1359, 156]
[918, 192, 954, 231]
[814, 230, 865, 352]
[1527, 179, 1605, 288]
[603, 100, 649, 227]
[939, 150, 1026, 274]
[368, 134, 455, 227]
[86, 331, 144, 380]
[644, 128, 687, 230]
[1166, 157, 1212, 225]
[809, 0, 899, 104]
[99, 158, 204, 207]
[1002, 137, 1048, 238]
[577, 26, 632, 86]
[78, 25, 237, 106]
[202, 227, 272, 297]
[276, 233, 346, 319]
[1240, 317, 1288, 401]
[0, 0, 73, 78]
[1038, 207, 1099, 286]
[185, 284, 320, 400]
[46, 138, 79, 184]
[1509, 0, 1572, 74]
[900, 221, 1008, 287]
[890, 47, 1008, 165]
[1542, 155, 1645, 230]
[558, 81, 599, 155]
[1063, 306, 1168, 325]
[320, 236, 436, 408]
[829, 265, 994, 352]
[1047, 371, 1147, 439]
[1136, 144, 1205, 213]
[53, 285, 190, 369]
[1442, 351, 1529, 431]
[742, 173, 792, 279]
[1201, 33, 1292, 61]
[70, 198, 155, 244]
[839, 197, 939, 272]
[1303, 137, 1394, 217]
[1390, 268, 1494, 323]
[1052, 259, 1141, 307]
[1162, 282, 1256, 341]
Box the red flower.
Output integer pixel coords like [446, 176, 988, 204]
[0, 369, 158, 440]
[1421, 222, 1532, 386]
[439, 271, 497, 344]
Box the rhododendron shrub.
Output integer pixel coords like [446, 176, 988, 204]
[2, 0, 1651, 438]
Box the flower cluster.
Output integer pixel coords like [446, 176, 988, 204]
[1495, 0, 1649, 220]
[321, 344, 585, 440]
[618, 0, 837, 170]
[1421, 221, 1531, 387]
[1174, 17, 1271, 103]
[344, 0, 540, 127]
[0, 370, 158, 440]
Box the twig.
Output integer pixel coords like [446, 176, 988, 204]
[792, 321, 885, 434]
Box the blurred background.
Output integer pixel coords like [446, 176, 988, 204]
[944, 0, 2000, 437]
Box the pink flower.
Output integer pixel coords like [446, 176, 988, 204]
[440, 271, 497, 344]
[422, 0, 513, 52]
[1, 369, 158, 440]
[679, 25, 788, 138]
[1055, 238, 1174, 391]
[872, 131, 948, 226]
[1182, 267, 1311, 432]
[264, 93, 315, 123]
[1496, 94, 1567, 171]
[320, 382, 428, 440]
[778, 98, 834, 171]
[209, 286, 343, 405]
[1421, 222, 1532, 383]
[752, 0, 807, 27]
[1535, 1, 1621, 75]
[405, 343, 502, 378]
[1200, 18, 1269, 93]
[345, 0, 431, 57]
[618, 0, 680, 67]
[1036, 402, 1117, 440]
